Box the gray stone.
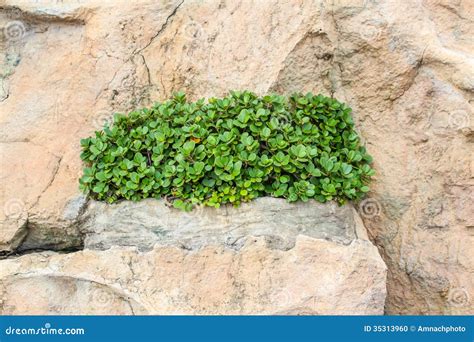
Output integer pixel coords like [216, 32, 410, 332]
[62, 195, 88, 221]
[81, 198, 359, 251]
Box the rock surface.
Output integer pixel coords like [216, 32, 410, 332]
[81, 198, 359, 251]
[0, 238, 386, 315]
[0, 0, 473, 314]
[0, 199, 387, 315]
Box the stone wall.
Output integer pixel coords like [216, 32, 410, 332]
[0, 199, 387, 315]
[0, 0, 472, 314]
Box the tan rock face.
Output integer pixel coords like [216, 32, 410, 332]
[0, 0, 472, 314]
[0, 198, 388, 315]
[0, 236, 386, 315]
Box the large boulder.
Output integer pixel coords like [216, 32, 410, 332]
[0, 199, 386, 315]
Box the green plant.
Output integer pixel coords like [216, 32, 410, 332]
[79, 91, 374, 210]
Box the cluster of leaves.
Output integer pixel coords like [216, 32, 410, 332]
[79, 91, 374, 210]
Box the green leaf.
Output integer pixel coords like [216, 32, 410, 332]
[341, 163, 352, 175]
[130, 172, 140, 184]
[90, 145, 100, 155]
[95, 171, 108, 182]
[194, 161, 205, 174]
[261, 127, 271, 138]
[202, 178, 215, 187]
[183, 141, 195, 154]
[92, 182, 105, 193]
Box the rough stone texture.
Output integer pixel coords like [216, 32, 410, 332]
[82, 198, 359, 251]
[0, 0, 473, 314]
[0, 235, 386, 315]
[0, 199, 387, 314]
